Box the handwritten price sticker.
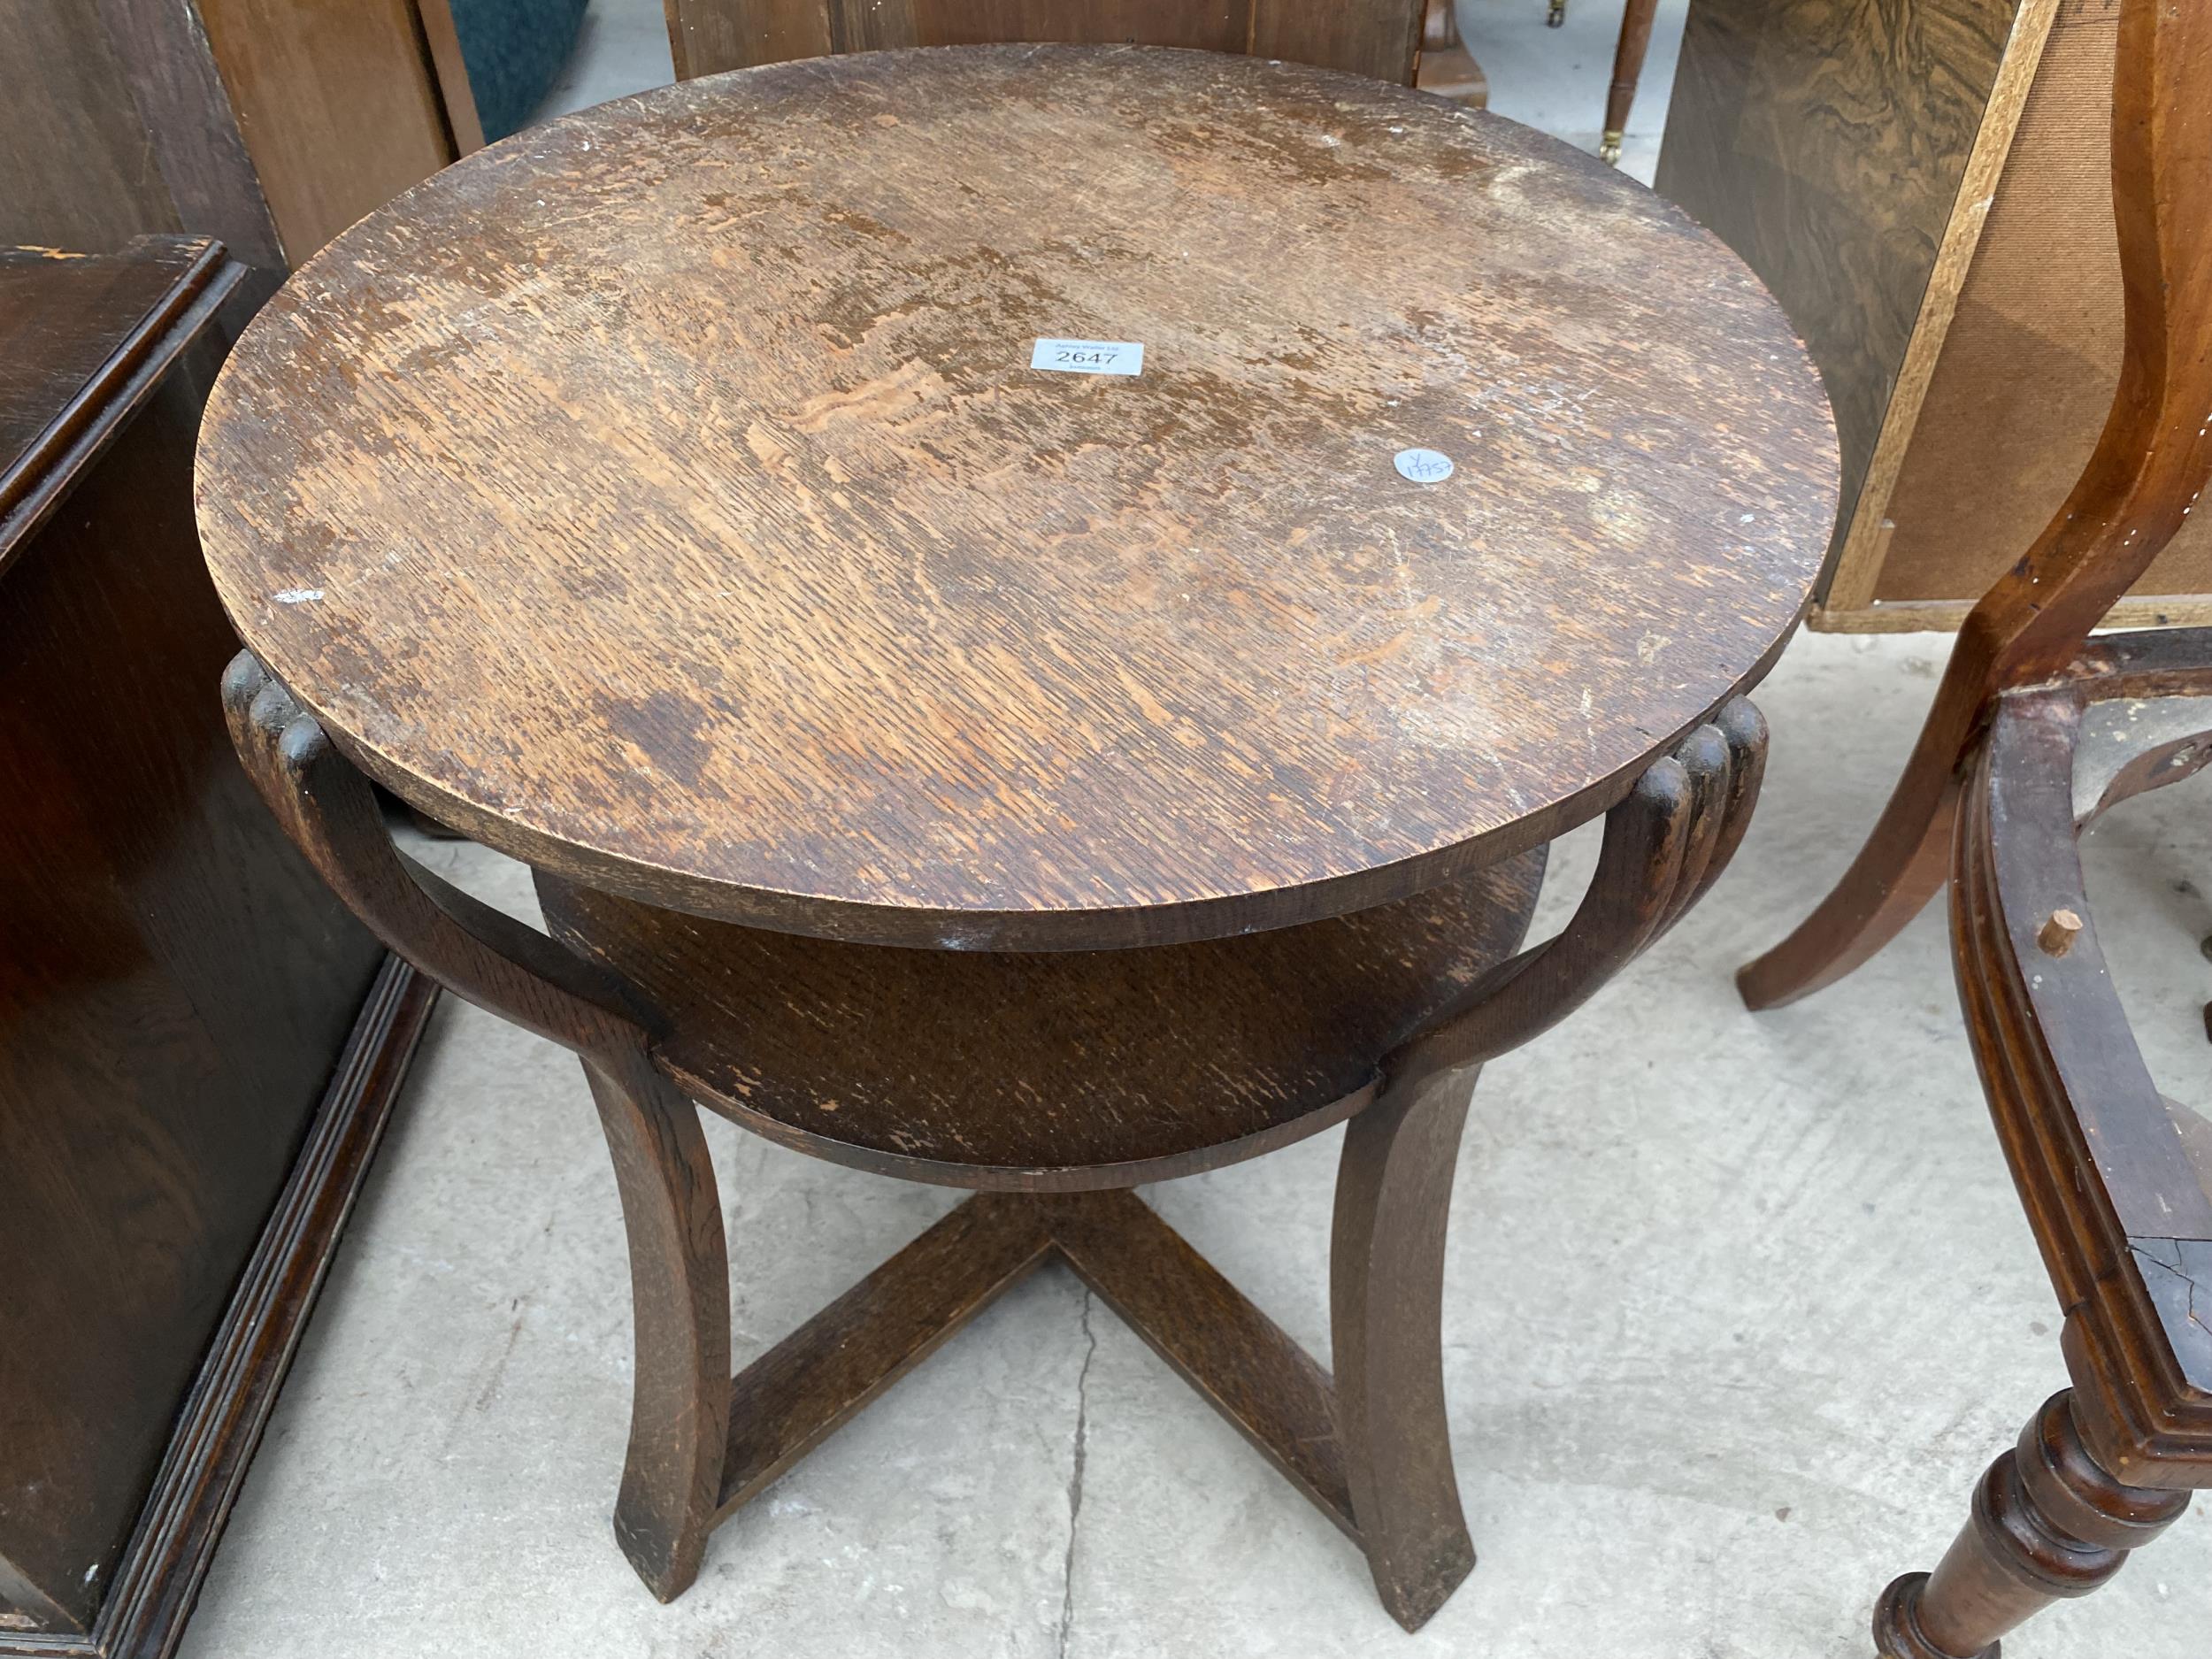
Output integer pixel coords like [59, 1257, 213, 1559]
[1393, 448, 1455, 484]
[1031, 338, 1145, 377]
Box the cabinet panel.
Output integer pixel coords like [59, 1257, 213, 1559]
[0, 241, 429, 1653]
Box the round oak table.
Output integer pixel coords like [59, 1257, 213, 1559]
[196, 44, 1838, 1633]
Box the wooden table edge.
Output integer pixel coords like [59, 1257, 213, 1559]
[251, 619, 1800, 952]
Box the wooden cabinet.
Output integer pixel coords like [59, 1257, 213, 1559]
[1658, 0, 2210, 630]
[0, 237, 435, 1659]
[0, 0, 482, 281]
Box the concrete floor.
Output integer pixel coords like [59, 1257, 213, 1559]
[1461, 0, 1689, 184]
[179, 630, 2212, 1659]
[528, 0, 672, 124]
[179, 8, 2212, 1657]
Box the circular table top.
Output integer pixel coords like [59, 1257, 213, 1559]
[196, 44, 1839, 951]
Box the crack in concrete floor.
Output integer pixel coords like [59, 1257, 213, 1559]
[1056, 1290, 1096, 1659]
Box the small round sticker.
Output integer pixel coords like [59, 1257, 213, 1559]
[1394, 447, 1455, 484]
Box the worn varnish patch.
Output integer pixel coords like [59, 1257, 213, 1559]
[196, 45, 1839, 949]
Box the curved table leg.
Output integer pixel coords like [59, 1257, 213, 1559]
[1333, 1066, 1479, 1631]
[584, 1050, 732, 1601]
[1874, 1392, 2189, 1658]
[223, 651, 736, 1600]
[1318, 699, 1762, 1626]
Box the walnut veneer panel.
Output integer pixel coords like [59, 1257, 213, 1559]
[1872, 0, 2212, 610]
[1655, 0, 2023, 572]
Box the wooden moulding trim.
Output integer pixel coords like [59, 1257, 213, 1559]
[0, 243, 237, 567]
[1807, 593, 2212, 634]
[1967, 691, 2212, 1473]
[1819, 0, 2067, 617]
[313, 624, 1796, 954]
[0, 960, 439, 1659]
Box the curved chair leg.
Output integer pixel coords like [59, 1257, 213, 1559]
[584, 1050, 732, 1601]
[1874, 1391, 2190, 1658]
[1735, 718, 1962, 1010]
[1332, 1066, 1479, 1632]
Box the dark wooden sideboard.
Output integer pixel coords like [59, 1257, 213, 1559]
[0, 237, 436, 1657]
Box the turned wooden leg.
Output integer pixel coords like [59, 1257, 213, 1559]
[583, 1051, 732, 1601]
[1601, 0, 1661, 164]
[1332, 1066, 1478, 1632]
[1875, 1391, 2190, 1658]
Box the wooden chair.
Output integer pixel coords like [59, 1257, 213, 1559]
[1538, 0, 1663, 163]
[1417, 0, 1489, 106]
[1599, 0, 1661, 164]
[661, 0, 1433, 87]
[1723, 1, 2212, 1652]
[1738, 0, 2211, 1015]
[660, 0, 1658, 167]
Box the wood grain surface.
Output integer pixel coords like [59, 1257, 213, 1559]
[90, 0, 289, 276]
[0, 0, 182, 257]
[0, 238, 397, 1641]
[1816, 0, 2062, 617]
[196, 45, 1837, 949]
